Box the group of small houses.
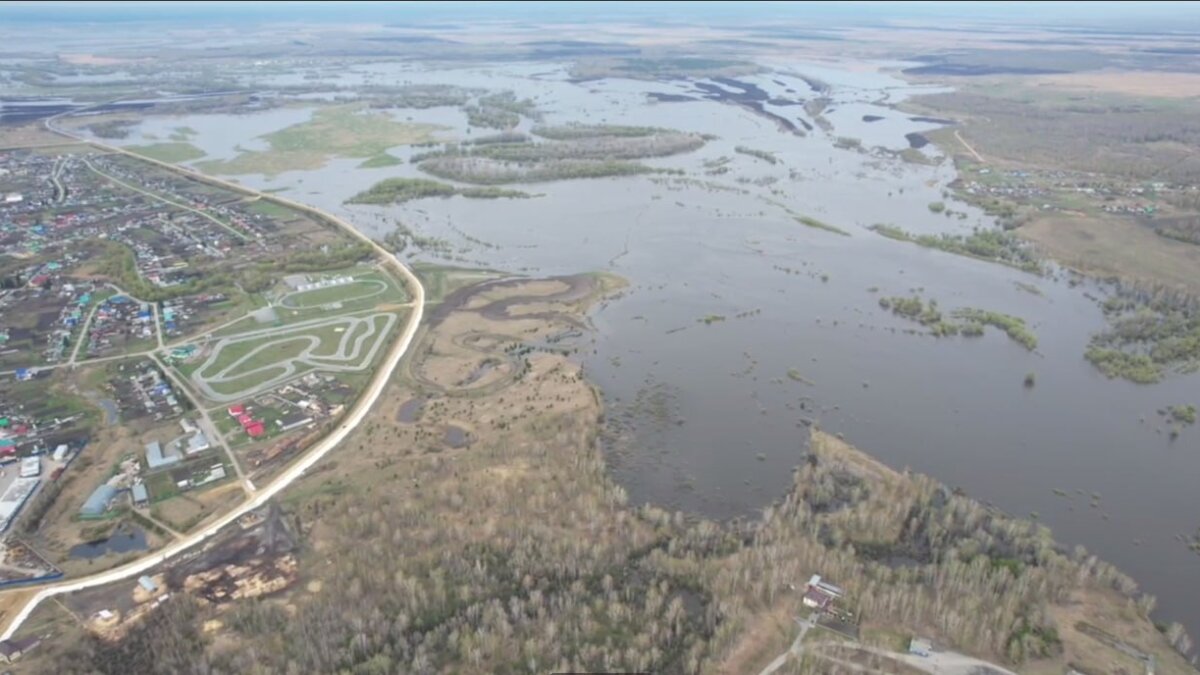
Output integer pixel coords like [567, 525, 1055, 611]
[78, 417, 220, 518]
[802, 575, 937, 660]
[0, 268, 161, 368]
[82, 294, 156, 359]
[0, 275, 98, 366]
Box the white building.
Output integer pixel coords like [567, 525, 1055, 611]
[18, 457, 39, 478]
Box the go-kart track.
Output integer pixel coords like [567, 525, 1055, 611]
[190, 311, 400, 403]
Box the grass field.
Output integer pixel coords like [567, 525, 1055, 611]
[412, 263, 501, 304]
[276, 269, 408, 312]
[358, 152, 403, 168]
[195, 104, 447, 176]
[242, 198, 300, 220]
[125, 142, 206, 163]
[202, 335, 312, 377]
[208, 269, 407, 338]
[1019, 213, 1200, 295]
[281, 279, 388, 308]
[206, 364, 305, 399]
[189, 309, 403, 403]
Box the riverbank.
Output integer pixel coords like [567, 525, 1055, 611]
[22, 271, 1193, 675]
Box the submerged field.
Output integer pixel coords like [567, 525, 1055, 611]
[195, 104, 447, 175]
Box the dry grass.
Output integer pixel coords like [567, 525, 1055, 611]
[0, 123, 76, 148]
[152, 488, 240, 533]
[1047, 587, 1197, 675]
[0, 589, 36, 637]
[463, 279, 572, 309]
[1036, 71, 1200, 99]
[713, 603, 797, 675]
[1018, 213, 1200, 295]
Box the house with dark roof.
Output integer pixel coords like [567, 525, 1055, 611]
[0, 635, 42, 662]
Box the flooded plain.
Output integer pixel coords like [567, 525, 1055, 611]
[105, 59, 1200, 637]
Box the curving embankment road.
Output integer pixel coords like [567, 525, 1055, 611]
[0, 109, 426, 642]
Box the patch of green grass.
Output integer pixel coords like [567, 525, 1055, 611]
[795, 215, 850, 236]
[412, 263, 499, 304]
[734, 146, 778, 164]
[358, 153, 403, 168]
[243, 198, 300, 220]
[283, 280, 387, 308]
[196, 104, 446, 176]
[203, 336, 311, 377]
[951, 308, 1038, 350]
[207, 364, 298, 398]
[126, 142, 206, 163]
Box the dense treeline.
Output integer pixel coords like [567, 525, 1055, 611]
[420, 156, 662, 185]
[39, 598, 210, 675]
[464, 91, 539, 130]
[345, 177, 532, 205]
[870, 224, 1043, 274]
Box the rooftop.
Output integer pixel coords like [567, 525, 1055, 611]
[80, 484, 119, 516]
[146, 440, 181, 470]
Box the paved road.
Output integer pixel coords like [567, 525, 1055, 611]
[845, 643, 1020, 675]
[67, 301, 102, 366]
[151, 353, 252, 495]
[49, 157, 66, 203]
[758, 616, 814, 675]
[0, 110, 427, 642]
[759, 612, 1018, 675]
[82, 157, 250, 242]
[954, 130, 985, 163]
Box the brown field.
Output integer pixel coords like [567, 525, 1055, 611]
[151, 483, 244, 533]
[1035, 71, 1200, 98]
[714, 603, 797, 675]
[0, 124, 77, 149]
[1019, 213, 1200, 295]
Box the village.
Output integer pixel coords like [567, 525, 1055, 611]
[0, 142, 406, 663]
[952, 165, 1198, 222]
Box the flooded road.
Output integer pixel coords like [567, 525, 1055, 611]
[105, 59, 1200, 638]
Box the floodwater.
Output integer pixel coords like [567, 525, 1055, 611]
[444, 425, 470, 449]
[111, 59, 1200, 639]
[69, 524, 148, 560]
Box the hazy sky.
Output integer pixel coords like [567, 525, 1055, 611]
[2, 0, 1199, 29]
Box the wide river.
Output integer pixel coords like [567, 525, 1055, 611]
[97, 58, 1200, 640]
